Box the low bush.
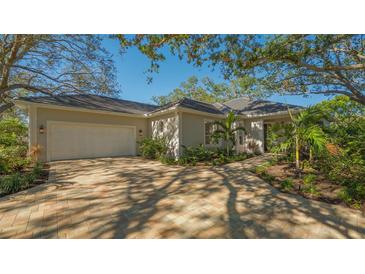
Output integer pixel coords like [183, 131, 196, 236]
[338, 182, 365, 209]
[0, 163, 44, 195]
[281, 178, 294, 191]
[179, 145, 252, 166]
[261, 172, 275, 182]
[138, 137, 169, 160]
[0, 173, 24, 194]
[302, 174, 319, 195]
[254, 164, 269, 175]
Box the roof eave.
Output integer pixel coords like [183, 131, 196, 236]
[14, 99, 146, 118]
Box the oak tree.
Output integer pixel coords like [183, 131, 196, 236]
[0, 34, 118, 114]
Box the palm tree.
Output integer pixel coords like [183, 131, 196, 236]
[212, 111, 245, 156]
[271, 107, 327, 169]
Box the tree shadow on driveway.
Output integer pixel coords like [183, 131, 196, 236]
[0, 156, 364, 239]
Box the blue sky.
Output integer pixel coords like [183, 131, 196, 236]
[103, 37, 329, 107]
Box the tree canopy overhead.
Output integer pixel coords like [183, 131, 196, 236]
[0, 34, 118, 113]
[152, 75, 257, 105]
[117, 34, 365, 105]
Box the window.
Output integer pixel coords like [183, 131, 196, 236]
[204, 121, 215, 145]
[237, 122, 244, 145]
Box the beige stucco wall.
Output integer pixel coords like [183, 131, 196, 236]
[148, 112, 180, 158]
[181, 112, 223, 149]
[35, 107, 148, 162]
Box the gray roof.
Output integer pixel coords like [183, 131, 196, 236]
[223, 97, 303, 115]
[18, 94, 158, 115]
[148, 97, 224, 115]
[18, 94, 303, 117]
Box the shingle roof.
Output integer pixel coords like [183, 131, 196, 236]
[148, 97, 224, 115]
[223, 97, 303, 115]
[18, 94, 303, 117]
[18, 94, 158, 115]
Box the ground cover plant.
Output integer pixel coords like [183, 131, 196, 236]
[257, 96, 365, 210]
[0, 117, 48, 197]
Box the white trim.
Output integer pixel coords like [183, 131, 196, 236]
[15, 100, 145, 118]
[28, 105, 37, 149]
[239, 109, 302, 119]
[203, 119, 220, 147]
[146, 106, 225, 119]
[46, 120, 137, 162]
[177, 111, 183, 157]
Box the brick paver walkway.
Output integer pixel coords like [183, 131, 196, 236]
[0, 155, 364, 238]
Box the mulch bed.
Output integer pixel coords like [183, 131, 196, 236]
[260, 163, 364, 210]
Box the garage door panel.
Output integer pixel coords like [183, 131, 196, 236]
[48, 122, 136, 161]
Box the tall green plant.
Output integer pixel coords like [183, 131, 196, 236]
[271, 108, 327, 169]
[212, 111, 245, 156]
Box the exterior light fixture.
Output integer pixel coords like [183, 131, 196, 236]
[39, 125, 45, 134]
[139, 129, 143, 137]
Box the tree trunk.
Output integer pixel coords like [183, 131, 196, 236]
[309, 146, 313, 163]
[295, 135, 300, 169]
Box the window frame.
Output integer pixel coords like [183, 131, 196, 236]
[204, 119, 218, 146]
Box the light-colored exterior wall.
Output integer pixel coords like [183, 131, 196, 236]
[26, 102, 294, 162]
[148, 112, 180, 158]
[34, 107, 148, 162]
[180, 112, 223, 148]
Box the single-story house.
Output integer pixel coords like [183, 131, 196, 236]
[15, 95, 303, 162]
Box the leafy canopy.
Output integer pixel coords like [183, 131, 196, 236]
[152, 75, 256, 105]
[0, 34, 119, 113]
[117, 34, 365, 105]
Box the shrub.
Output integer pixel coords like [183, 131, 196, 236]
[302, 174, 319, 195]
[0, 163, 44, 195]
[179, 145, 215, 165]
[0, 117, 30, 174]
[281, 178, 294, 191]
[338, 182, 365, 209]
[159, 155, 176, 165]
[138, 137, 169, 160]
[261, 172, 275, 182]
[0, 173, 24, 194]
[254, 164, 269, 175]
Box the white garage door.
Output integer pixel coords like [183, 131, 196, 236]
[47, 122, 136, 161]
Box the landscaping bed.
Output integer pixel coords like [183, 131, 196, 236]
[253, 160, 365, 211]
[0, 163, 50, 198]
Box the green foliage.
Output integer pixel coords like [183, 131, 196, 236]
[178, 144, 251, 166]
[0, 163, 44, 195]
[281, 178, 294, 191]
[212, 111, 245, 156]
[152, 76, 257, 105]
[254, 164, 270, 175]
[311, 96, 365, 186]
[179, 145, 215, 165]
[138, 137, 169, 160]
[0, 117, 31, 174]
[302, 174, 319, 195]
[269, 107, 328, 168]
[118, 35, 365, 105]
[338, 183, 365, 209]
[0, 173, 24, 194]
[1, 35, 118, 115]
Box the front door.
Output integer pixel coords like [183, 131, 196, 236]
[263, 123, 271, 152]
[236, 121, 246, 153]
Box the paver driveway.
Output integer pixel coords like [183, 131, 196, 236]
[0, 155, 364, 238]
